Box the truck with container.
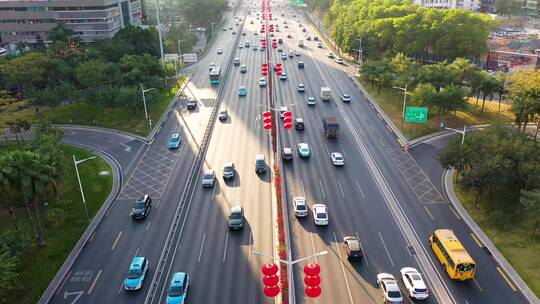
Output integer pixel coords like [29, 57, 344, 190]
[298, 39, 304, 48]
[322, 116, 339, 138]
[320, 87, 332, 101]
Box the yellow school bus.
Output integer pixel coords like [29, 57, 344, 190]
[429, 229, 476, 280]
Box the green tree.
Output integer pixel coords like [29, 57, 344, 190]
[1, 52, 49, 91]
[479, 74, 500, 112]
[418, 61, 458, 91]
[448, 58, 477, 87]
[48, 23, 75, 43]
[411, 83, 437, 107]
[75, 59, 115, 88]
[0, 156, 19, 231]
[507, 70, 540, 131]
[519, 189, 540, 243]
[0, 251, 18, 301]
[495, 0, 522, 16]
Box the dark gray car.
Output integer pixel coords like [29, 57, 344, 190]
[130, 195, 152, 219]
[228, 206, 244, 230]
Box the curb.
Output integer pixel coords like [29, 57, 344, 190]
[443, 169, 540, 304]
[38, 142, 122, 304]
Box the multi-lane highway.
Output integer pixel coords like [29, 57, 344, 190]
[46, 0, 531, 303]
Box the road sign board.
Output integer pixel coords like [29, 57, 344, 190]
[405, 107, 428, 123]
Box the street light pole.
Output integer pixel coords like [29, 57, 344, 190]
[252, 249, 328, 303]
[356, 38, 362, 63]
[154, 0, 165, 62]
[73, 155, 96, 222]
[141, 84, 157, 129]
[211, 22, 215, 39]
[393, 84, 408, 130]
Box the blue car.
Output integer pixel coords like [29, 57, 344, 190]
[297, 143, 310, 158]
[238, 85, 247, 96]
[166, 272, 190, 304]
[124, 257, 149, 291]
[168, 133, 181, 149]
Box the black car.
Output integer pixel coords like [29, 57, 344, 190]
[344, 236, 364, 260]
[313, 36, 319, 41]
[298, 61, 304, 68]
[282, 147, 293, 161]
[187, 99, 197, 109]
[228, 206, 244, 230]
[294, 118, 305, 130]
[131, 195, 152, 219]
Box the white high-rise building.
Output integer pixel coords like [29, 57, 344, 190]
[413, 0, 481, 11]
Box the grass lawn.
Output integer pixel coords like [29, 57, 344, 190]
[453, 175, 540, 297]
[357, 77, 514, 139]
[0, 142, 113, 304]
[0, 78, 185, 137]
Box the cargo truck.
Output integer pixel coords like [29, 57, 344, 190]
[322, 116, 339, 138]
[320, 87, 332, 101]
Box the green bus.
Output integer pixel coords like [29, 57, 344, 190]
[210, 67, 221, 85]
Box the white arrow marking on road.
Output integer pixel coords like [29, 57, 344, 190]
[64, 290, 84, 304]
[119, 143, 132, 152]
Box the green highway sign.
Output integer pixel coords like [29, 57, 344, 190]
[289, 0, 303, 6]
[405, 106, 428, 123]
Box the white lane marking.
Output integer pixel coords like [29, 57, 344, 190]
[337, 179, 345, 199]
[156, 199, 161, 209]
[145, 221, 152, 232]
[333, 231, 355, 304]
[223, 232, 229, 263]
[356, 232, 369, 267]
[212, 183, 217, 200]
[339, 143, 348, 158]
[198, 233, 206, 263]
[378, 232, 394, 266]
[423, 205, 435, 220]
[301, 179, 306, 197]
[378, 138, 386, 148]
[111, 231, 123, 251]
[355, 179, 366, 199]
[133, 247, 139, 258]
[87, 269, 102, 295]
[310, 233, 318, 264]
[319, 180, 326, 199]
[248, 232, 253, 262]
[324, 143, 330, 156]
[64, 291, 84, 302]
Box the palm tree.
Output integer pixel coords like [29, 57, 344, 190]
[0, 155, 19, 231]
[449, 58, 476, 87]
[11, 150, 54, 247]
[480, 75, 500, 112]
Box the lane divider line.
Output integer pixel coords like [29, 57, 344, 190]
[496, 266, 517, 292]
[87, 269, 102, 295]
[356, 232, 369, 267]
[198, 233, 206, 263]
[111, 231, 123, 251]
[223, 232, 229, 263]
[423, 205, 435, 220]
[470, 233, 483, 248]
[378, 231, 394, 266]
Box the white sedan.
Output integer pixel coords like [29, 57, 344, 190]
[312, 204, 328, 226]
[377, 273, 403, 303]
[400, 267, 429, 300]
[331, 152, 344, 166]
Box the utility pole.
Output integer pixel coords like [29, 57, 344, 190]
[393, 84, 408, 130]
[141, 84, 157, 129]
[154, 0, 164, 62]
[73, 155, 97, 222]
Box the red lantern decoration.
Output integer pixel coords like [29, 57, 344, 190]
[276, 63, 282, 67]
[262, 263, 278, 275]
[262, 111, 272, 117]
[303, 263, 321, 298]
[283, 117, 293, 124]
[283, 123, 293, 129]
[283, 111, 292, 118]
[264, 123, 272, 130]
[305, 286, 322, 298]
[276, 71, 282, 76]
[262, 63, 268, 67]
[263, 117, 273, 124]
[263, 285, 280, 297]
[262, 67, 268, 72]
[262, 71, 268, 76]
[263, 275, 279, 286]
[303, 263, 321, 276]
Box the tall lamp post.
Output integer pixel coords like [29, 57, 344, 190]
[393, 84, 408, 130]
[440, 122, 467, 145]
[73, 155, 96, 222]
[210, 22, 215, 39]
[141, 84, 157, 129]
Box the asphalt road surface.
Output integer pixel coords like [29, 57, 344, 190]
[48, 0, 529, 303]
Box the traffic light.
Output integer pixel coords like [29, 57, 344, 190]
[304, 263, 321, 298]
[261, 263, 280, 297]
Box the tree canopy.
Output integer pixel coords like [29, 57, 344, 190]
[326, 0, 495, 60]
